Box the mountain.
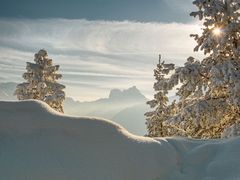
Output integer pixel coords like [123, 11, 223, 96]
[64, 86, 148, 135]
[108, 86, 146, 102]
[1, 100, 240, 180]
[112, 103, 149, 136]
[64, 86, 147, 118]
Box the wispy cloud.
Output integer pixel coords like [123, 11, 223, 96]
[0, 18, 203, 101]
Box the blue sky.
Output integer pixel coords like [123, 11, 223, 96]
[0, 0, 203, 101]
[1, 0, 193, 22]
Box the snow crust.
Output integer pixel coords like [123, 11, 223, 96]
[0, 100, 240, 180]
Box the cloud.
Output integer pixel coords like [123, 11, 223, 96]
[0, 18, 204, 101]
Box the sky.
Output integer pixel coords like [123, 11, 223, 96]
[0, 0, 204, 101]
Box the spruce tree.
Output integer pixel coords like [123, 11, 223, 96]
[145, 55, 177, 137]
[146, 0, 240, 138]
[15, 49, 65, 113]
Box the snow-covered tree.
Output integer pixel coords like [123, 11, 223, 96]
[146, 0, 240, 138]
[145, 55, 178, 137]
[15, 49, 65, 113]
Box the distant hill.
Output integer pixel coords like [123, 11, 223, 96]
[112, 103, 149, 135]
[0, 82, 17, 100]
[64, 86, 149, 135]
[64, 86, 147, 117]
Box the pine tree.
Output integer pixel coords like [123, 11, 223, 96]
[146, 0, 240, 138]
[14, 49, 65, 113]
[145, 55, 177, 137]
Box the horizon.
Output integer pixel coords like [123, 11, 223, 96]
[0, 0, 204, 101]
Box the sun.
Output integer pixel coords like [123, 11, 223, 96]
[213, 28, 222, 36]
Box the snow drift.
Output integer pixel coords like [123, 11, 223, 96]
[0, 100, 240, 180]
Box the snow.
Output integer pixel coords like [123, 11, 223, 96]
[0, 100, 240, 180]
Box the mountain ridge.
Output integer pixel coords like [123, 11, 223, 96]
[63, 86, 148, 135]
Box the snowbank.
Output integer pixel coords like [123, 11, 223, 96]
[0, 100, 240, 180]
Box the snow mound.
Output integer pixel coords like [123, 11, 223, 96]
[0, 100, 240, 180]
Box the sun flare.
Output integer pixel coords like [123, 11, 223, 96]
[213, 28, 222, 36]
